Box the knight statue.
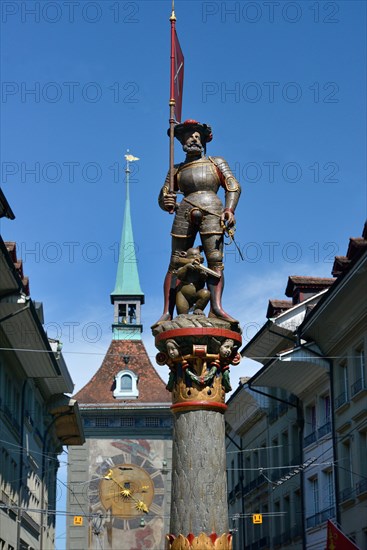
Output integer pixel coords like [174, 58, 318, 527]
[154, 119, 241, 326]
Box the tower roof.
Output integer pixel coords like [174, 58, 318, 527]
[111, 160, 144, 299]
[73, 340, 171, 406]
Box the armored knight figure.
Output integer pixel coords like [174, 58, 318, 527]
[155, 119, 241, 324]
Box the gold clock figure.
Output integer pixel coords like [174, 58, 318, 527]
[99, 464, 154, 517]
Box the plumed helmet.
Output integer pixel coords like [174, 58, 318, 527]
[167, 119, 213, 144]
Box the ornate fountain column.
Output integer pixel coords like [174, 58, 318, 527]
[152, 116, 242, 549]
[153, 315, 242, 549]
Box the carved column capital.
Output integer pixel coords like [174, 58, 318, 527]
[154, 316, 242, 413]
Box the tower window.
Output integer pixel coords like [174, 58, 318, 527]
[118, 304, 127, 324]
[117, 303, 138, 324]
[113, 369, 139, 399]
[128, 304, 137, 324]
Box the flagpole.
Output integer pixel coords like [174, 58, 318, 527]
[169, 0, 176, 196]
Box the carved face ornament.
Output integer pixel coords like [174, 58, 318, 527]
[166, 340, 180, 359]
[219, 339, 234, 359]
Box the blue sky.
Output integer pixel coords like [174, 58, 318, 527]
[1, 1, 366, 546]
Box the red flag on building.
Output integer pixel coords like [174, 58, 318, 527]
[173, 29, 184, 122]
[326, 520, 360, 550]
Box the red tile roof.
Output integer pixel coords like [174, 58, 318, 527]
[5, 241, 30, 295]
[262, 222, 366, 315]
[331, 256, 350, 277]
[285, 276, 335, 298]
[266, 299, 293, 319]
[332, 226, 367, 276]
[74, 339, 171, 406]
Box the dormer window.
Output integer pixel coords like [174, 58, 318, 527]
[121, 373, 134, 391]
[113, 369, 139, 399]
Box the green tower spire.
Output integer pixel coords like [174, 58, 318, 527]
[110, 152, 144, 340]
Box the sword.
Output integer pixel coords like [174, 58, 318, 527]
[221, 223, 245, 262]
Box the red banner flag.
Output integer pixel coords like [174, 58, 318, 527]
[326, 520, 360, 550]
[173, 30, 184, 122]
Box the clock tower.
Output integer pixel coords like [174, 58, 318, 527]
[66, 155, 172, 550]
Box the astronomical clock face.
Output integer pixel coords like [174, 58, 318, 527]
[99, 464, 155, 519]
[87, 440, 166, 544]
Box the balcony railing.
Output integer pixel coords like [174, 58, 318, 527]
[243, 475, 266, 495]
[22, 510, 41, 535]
[356, 478, 367, 496]
[320, 506, 335, 523]
[2, 405, 20, 433]
[304, 431, 317, 447]
[318, 421, 331, 438]
[339, 486, 354, 502]
[1, 490, 9, 506]
[335, 391, 347, 409]
[306, 506, 335, 529]
[351, 378, 366, 396]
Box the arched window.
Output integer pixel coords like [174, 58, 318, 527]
[120, 374, 133, 391]
[113, 369, 139, 399]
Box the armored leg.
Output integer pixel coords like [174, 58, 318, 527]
[201, 234, 238, 324]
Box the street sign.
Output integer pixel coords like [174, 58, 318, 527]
[74, 516, 83, 526]
[252, 514, 262, 524]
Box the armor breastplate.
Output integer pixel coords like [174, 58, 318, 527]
[177, 158, 221, 196]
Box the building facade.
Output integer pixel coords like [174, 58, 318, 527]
[66, 163, 173, 550]
[226, 382, 303, 550]
[0, 193, 84, 550]
[299, 225, 367, 549]
[231, 223, 367, 549]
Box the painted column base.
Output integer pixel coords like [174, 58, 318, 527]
[166, 532, 232, 549]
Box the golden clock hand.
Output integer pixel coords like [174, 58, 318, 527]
[134, 499, 149, 513]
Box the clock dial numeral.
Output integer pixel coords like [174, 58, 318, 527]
[123, 519, 130, 530]
[123, 452, 131, 463]
[87, 478, 100, 504]
[150, 470, 161, 479]
[154, 487, 165, 495]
